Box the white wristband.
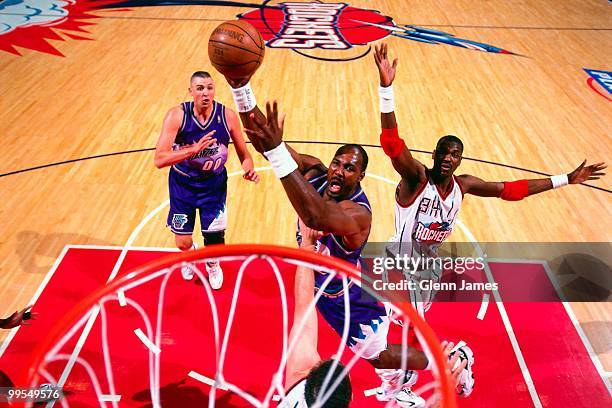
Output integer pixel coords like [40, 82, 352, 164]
[378, 84, 395, 113]
[263, 142, 298, 179]
[550, 174, 569, 189]
[230, 82, 257, 113]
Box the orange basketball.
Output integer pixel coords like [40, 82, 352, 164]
[208, 20, 265, 79]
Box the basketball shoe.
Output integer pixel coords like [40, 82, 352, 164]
[181, 263, 197, 281]
[450, 342, 475, 397]
[376, 369, 424, 407]
[206, 261, 223, 290]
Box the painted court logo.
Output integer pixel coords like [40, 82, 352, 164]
[584, 68, 612, 101]
[0, 0, 518, 57]
[238, 2, 393, 50]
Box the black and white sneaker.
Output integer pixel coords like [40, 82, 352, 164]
[450, 341, 475, 397]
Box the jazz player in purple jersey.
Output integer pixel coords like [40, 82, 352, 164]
[374, 42, 607, 405]
[155, 71, 259, 289]
[223, 76, 430, 407]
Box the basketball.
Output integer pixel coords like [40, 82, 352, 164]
[208, 20, 265, 79]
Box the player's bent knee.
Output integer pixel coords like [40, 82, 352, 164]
[175, 234, 194, 251]
[203, 230, 225, 246]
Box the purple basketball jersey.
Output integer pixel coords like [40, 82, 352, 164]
[172, 101, 230, 179]
[296, 171, 372, 294]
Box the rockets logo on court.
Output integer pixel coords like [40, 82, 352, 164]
[238, 2, 518, 57]
[239, 2, 394, 51]
[172, 214, 189, 230]
[413, 221, 452, 244]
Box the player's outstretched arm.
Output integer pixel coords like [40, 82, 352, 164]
[374, 43, 426, 186]
[225, 108, 260, 183]
[459, 160, 607, 200]
[285, 220, 322, 389]
[224, 77, 323, 176]
[154, 106, 216, 168]
[244, 101, 371, 238]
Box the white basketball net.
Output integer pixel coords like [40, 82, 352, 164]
[26, 250, 449, 408]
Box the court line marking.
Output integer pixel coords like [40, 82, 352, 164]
[134, 328, 161, 354]
[0, 244, 70, 359]
[188, 371, 229, 391]
[489, 258, 612, 396]
[476, 293, 490, 320]
[456, 220, 543, 407]
[99, 395, 122, 402]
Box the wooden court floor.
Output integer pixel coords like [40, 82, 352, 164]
[1, 0, 610, 389]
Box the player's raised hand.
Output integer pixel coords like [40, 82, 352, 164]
[224, 75, 252, 89]
[298, 218, 323, 249]
[568, 160, 607, 184]
[374, 43, 398, 87]
[244, 100, 286, 152]
[1, 305, 37, 329]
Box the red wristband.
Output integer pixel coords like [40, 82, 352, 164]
[380, 127, 405, 158]
[500, 179, 529, 201]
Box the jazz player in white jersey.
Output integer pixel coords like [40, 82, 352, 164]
[374, 42, 607, 405]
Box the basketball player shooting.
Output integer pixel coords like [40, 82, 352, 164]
[224, 74, 445, 407]
[154, 71, 259, 290]
[374, 42, 607, 402]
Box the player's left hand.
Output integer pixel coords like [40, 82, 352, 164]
[374, 43, 398, 87]
[298, 218, 323, 249]
[568, 160, 607, 184]
[243, 168, 260, 183]
[244, 101, 286, 152]
[0, 305, 37, 329]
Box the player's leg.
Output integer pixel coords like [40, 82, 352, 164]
[315, 284, 427, 406]
[198, 182, 227, 290]
[167, 170, 198, 280]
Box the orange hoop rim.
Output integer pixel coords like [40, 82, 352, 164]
[22, 244, 456, 408]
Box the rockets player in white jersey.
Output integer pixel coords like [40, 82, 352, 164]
[374, 42, 606, 404]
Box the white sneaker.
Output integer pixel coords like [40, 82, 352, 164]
[375, 370, 417, 402]
[181, 263, 197, 281]
[450, 342, 475, 397]
[206, 261, 223, 290]
[375, 369, 404, 401]
[395, 388, 426, 408]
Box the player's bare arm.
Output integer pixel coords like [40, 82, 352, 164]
[374, 43, 427, 200]
[459, 160, 606, 200]
[244, 101, 371, 243]
[225, 108, 259, 183]
[224, 76, 323, 176]
[285, 219, 322, 389]
[154, 106, 216, 168]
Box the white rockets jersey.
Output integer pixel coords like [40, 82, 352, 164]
[392, 173, 464, 258]
[278, 379, 307, 408]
